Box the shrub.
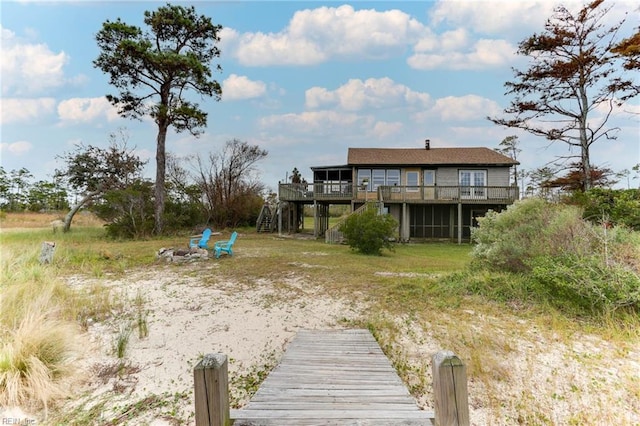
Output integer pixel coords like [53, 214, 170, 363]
[570, 188, 640, 230]
[339, 207, 398, 255]
[469, 197, 640, 316]
[529, 254, 640, 315]
[471, 198, 593, 272]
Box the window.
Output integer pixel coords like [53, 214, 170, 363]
[459, 170, 487, 199]
[387, 169, 400, 187]
[423, 170, 435, 186]
[406, 171, 419, 192]
[372, 169, 386, 189]
[357, 168, 400, 190]
[357, 169, 371, 190]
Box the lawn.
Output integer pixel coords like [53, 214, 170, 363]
[1, 213, 638, 425]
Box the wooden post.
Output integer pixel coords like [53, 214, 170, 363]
[457, 202, 463, 244]
[432, 350, 469, 426]
[194, 353, 230, 426]
[39, 241, 56, 264]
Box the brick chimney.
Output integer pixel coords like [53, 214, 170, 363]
[425, 139, 431, 150]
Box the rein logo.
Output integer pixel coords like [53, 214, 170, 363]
[1, 419, 36, 425]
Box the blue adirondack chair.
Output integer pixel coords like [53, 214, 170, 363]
[189, 228, 213, 249]
[214, 231, 238, 259]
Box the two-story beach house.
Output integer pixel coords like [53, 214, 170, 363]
[273, 140, 519, 243]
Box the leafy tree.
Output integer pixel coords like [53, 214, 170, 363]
[92, 179, 155, 238]
[494, 135, 521, 187]
[193, 139, 268, 229]
[527, 166, 558, 199]
[611, 26, 640, 98]
[27, 180, 69, 212]
[289, 167, 307, 186]
[55, 131, 146, 232]
[94, 4, 223, 234]
[542, 162, 617, 192]
[339, 207, 398, 255]
[489, 0, 637, 191]
[0, 167, 10, 209]
[6, 168, 33, 211]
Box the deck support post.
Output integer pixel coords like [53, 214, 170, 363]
[457, 202, 462, 244]
[194, 353, 230, 426]
[432, 350, 469, 426]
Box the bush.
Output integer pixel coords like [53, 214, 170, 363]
[529, 254, 640, 315]
[469, 197, 640, 317]
[339, 207, 398, 255]
[471, 198, 593, 272]
[570, 188, 640, 230]
[92, 180, 155, 238]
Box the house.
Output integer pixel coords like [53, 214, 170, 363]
[277, 141, 519, 243]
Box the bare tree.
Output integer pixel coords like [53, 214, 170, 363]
[193, 139, 268, 228]
[489, 0, 637, 191]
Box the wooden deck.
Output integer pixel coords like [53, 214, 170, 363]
[231, 329, 434, 425]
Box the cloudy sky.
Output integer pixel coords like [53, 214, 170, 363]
[1, 0, 639, 192]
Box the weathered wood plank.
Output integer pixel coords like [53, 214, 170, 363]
[232, 329, 433, 425]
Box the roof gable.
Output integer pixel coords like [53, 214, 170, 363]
[347, 147, 518, 166]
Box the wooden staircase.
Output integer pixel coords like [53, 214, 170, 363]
[325, 201, 381, 244]
[257, 204, 278, 232]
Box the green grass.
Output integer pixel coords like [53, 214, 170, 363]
[2, 214, 639, 425]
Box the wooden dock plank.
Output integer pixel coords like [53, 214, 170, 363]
[231, 329, 434, 425]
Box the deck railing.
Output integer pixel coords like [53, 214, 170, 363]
[279, 183, 518, 203]
[376, 185, 519, 203]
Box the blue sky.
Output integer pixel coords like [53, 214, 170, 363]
[1, 0, 639, 193]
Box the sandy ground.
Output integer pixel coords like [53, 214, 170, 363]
[65, 263, 365, 425]
[3, 259, 639, 425]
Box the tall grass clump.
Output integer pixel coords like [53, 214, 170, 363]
[0, 291, 82, 413]
[469, 198, 640, 317]
[0, 247, 87, 413]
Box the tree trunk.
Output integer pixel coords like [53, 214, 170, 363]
[154, 122, 168, 235]
[63, 191, 100, 232]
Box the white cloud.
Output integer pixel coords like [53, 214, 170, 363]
[222, 74, 267, 101]
[57, 97, 120, 124]
[1, 25, 69, 96]
[439, 29, 469, 51]
[423, 95, 502, 121]
[371, 121, 403, 139]
[231, 5, 424, 66]
[0, 98, 56, 124]
[235, 31, 326, 66]
[594, 98, 640, 117]
[429, 1, 555, 35]
[408, 38, 516, 70]
[306, 78, 431, 111]
[259, 110, 367, 134]
[0, 140, 33, 155]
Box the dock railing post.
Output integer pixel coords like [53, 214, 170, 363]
[194, 353, 231, 426]
[432, 350, 470, 426]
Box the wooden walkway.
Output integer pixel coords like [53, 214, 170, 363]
[231, 329, 434, 425]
